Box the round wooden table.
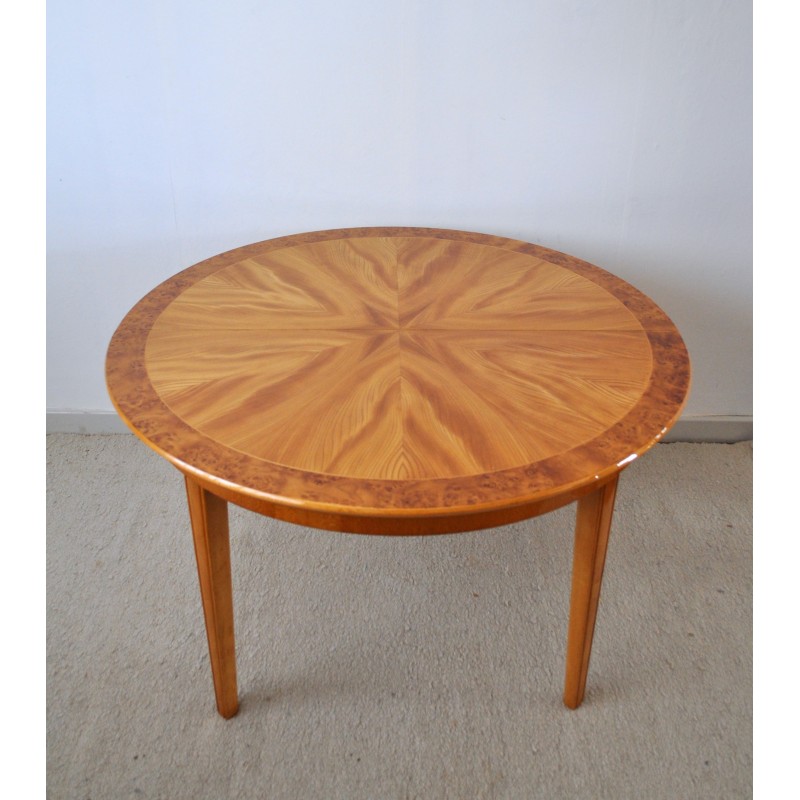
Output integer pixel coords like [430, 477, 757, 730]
[106, 227, 690, 718]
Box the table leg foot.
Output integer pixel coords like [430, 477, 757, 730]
[185, 475, 239, 719]
[563, 475, 619, 709]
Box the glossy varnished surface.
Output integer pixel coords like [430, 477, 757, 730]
[106, 228, 690, 530]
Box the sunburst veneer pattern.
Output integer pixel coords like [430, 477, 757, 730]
[108, 228, 689, 523]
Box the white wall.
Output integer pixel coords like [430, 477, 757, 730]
[47, 0, 752, 421]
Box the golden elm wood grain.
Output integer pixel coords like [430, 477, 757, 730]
[107, 228, 689, 532]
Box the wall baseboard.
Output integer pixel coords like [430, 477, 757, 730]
[47, 411, 131, 434]
[661, 415, 752, 444]
[47, 410, 752, 443]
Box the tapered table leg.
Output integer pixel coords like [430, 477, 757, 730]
[563, 475, 619, 709]
[184, 475, 239, 719]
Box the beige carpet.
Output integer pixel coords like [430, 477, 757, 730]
[46, 434, 752, 799]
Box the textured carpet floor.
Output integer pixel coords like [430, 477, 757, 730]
[46, 435, 752, 799]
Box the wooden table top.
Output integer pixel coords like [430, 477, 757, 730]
[106, 227, 690, 533]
